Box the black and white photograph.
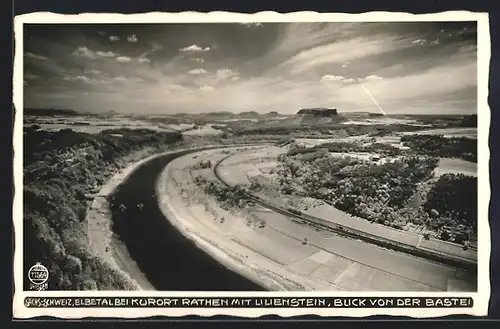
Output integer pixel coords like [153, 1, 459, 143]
[13, 11, 490, 318]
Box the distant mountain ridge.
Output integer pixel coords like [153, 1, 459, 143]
[297, 108, 339, 117]
[24, 108, 82, 116]
[295, 108, 344, 125]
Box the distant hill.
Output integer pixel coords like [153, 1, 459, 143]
[264, 111, 283, 117]
[205, 111, 235, 117]
[343, 111, 385, 118]
[296, 108, 344, 125]
[297, 108, 338, 117]
[24, 108, 81, 117]
[237, 111, 260, 118]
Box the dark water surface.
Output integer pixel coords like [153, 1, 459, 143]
[109, 149, 265, 291]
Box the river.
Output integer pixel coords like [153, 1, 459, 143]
[108, 150, 265, 291]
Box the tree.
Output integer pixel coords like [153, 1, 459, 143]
[64, 255, 82, 274]
[80, 279, 98, 290]
[440, 230, 451, 241]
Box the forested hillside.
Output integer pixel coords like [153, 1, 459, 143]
[23, 126, 183, 290]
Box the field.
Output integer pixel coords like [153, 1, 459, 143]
[401, 127, 478, 139]
[340, 117, 424, 126]
[215, 140, 478, 255]
[25, 115, 222, 136]
[182, 124, 224, 136]
[162, 148, 476, 291]
[435, 158, 477, 177]
[24, 115, 176, 134]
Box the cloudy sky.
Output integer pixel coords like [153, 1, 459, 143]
[23, 22, 477, 115]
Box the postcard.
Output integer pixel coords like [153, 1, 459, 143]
[13, 10, 491, 319]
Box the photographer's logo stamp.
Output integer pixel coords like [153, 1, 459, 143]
[28, 262, 49, 291]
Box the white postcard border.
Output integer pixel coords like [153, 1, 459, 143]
[12, 10, 491, 319]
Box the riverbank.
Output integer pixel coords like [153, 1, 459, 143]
[87, 151, 173, 290]
[87, 144, 273, 291]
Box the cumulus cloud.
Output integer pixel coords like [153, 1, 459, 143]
[63, 75, 96, 84]
[137, 57, 150, 64]
[321, 75, 357, 84]
[73, 47, 117, 60]
[127, 34, 138, 42]
[180, 45, 211, 52]
[191, 68, 239, 86]
[363, 75, 383, 81]
[188, 68, 208, 75]
[109, 35, 120, 42]
[199, 85, 214, 91]
[116, 56, 132, 63]
[73, 47, 97, 59]
[215, 68, 238, 80]
[412, 39, 426, 45]
[96, 50, 117, 58]
[191, 57, 205, 63]
[321, 75, 345, 82]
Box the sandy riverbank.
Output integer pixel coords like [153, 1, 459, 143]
[86, 145, 238, 290]
[86, 143, 272, 291]
[86, 152, 170, 290]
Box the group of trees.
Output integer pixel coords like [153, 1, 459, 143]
[285, 133, 477, 165]
[364, 124, 428, 137]
[274, 150, 475, 239]
[400, 134, 477, 162]
[193, 177, 248, 210]
[277, 152, 438, 216]
[413, 114, 477, 128]
[275, 136, 295, 147]
[229, 122, 431, 138]
[23, 126, 183, 290]
[192, 160, 212, 170]
[423, 173, 477, 241]
[287, 141, 403, 157]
